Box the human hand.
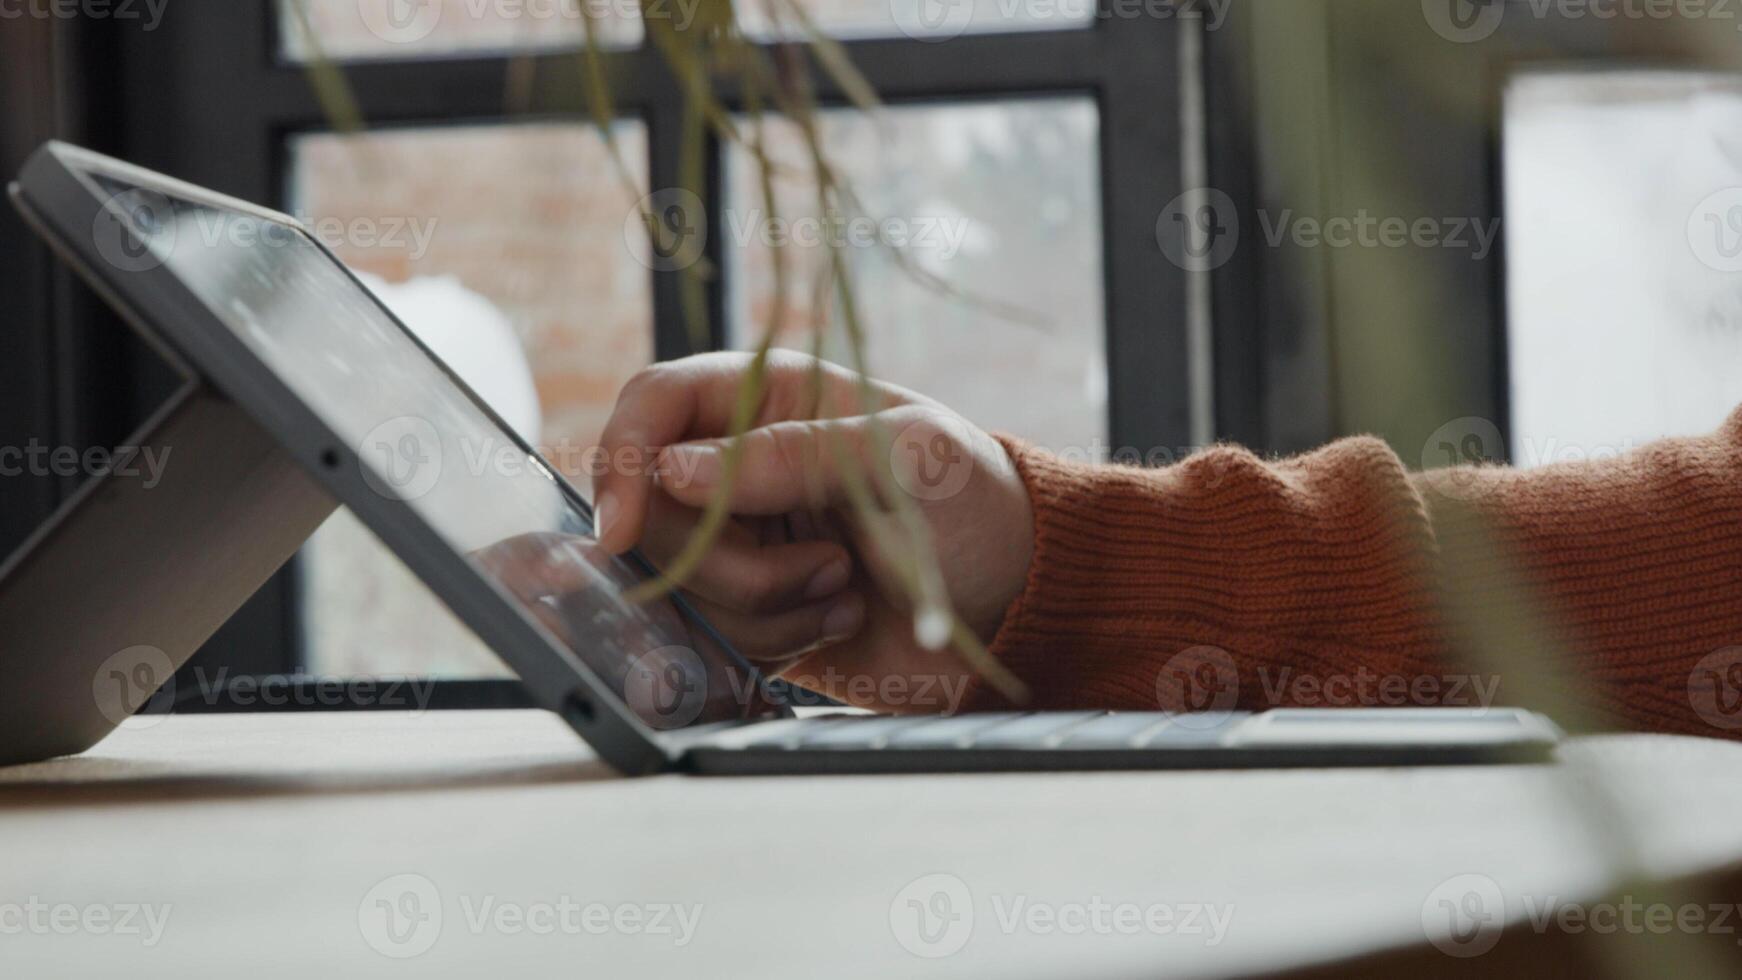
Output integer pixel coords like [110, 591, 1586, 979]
[592, 350, 1035, 713]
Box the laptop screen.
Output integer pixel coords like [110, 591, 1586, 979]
[85, 170, 775, 732]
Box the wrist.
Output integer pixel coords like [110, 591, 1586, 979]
[967, 435, 1035, 642]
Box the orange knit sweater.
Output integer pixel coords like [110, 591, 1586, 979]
[967, 407, 1742, 738]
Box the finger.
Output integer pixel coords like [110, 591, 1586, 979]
[640, 498, 855, 612]
[655, 415, 880, 515]
[592, 352, 917, 553]
[592, 364, 703, 555]
[683, 589, 867, 663]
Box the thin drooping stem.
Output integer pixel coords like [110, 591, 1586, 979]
[778, 79, 1026, 700]
[624, 51, 791, 602]
[283, 0, 367, 137]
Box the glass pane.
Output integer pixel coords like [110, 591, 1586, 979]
[288, 122, 652, 677]
[737, 0, 1094, 41]
[724, 98, 1105, 451]
[1504, 73, 1742, 468]
[281, 0, 1095, 57]
[279, 0, 640, 61]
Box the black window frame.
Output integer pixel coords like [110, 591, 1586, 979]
[86, 0, 1190, 704]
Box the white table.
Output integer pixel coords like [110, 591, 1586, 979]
[3, 711, 1742, 978]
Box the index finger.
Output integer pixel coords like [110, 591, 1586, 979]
[591, 361, 711, 554]
[591, 351, 912, 553]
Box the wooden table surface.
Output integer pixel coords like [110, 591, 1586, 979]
[3, 710, 1742, 979]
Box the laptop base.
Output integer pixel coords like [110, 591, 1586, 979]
[674, 708, 1562, 775]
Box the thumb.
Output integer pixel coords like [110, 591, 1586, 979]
[654, 415, 879, 514]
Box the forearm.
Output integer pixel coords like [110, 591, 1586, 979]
[967, 410, 1742, 737]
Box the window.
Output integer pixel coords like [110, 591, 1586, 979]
[283, 0, 1097, 60]
[1504, 71, 1742, 468]
[100, 2, 1189, 699]
[280, 0, 641, 60]
[289, 122, 651, 677]
[1200, 2, 1742, 461]
[723, 98, 1106, 450]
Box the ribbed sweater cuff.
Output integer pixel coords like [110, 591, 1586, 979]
[962, 434, 1446, 713]
[960, 412, 1742, 739]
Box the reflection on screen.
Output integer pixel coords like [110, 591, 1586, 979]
[87, 171, 774, 730]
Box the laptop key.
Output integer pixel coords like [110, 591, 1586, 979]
[966, 711, 1106, 750]
[882, 713, 1022, 750]
[798, 716, 935, 749]
[693, 717, 843, 751]
[1137, 712, 1251, 747]
[1058, 711, 1177, 749]
[743, 715, 874, 750]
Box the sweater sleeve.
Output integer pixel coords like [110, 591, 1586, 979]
[963, 408, 1742, 738]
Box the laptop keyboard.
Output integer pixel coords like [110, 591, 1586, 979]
[689, 711, 1253, 753]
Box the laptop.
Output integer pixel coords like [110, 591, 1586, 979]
[5, 142, 1562, 775]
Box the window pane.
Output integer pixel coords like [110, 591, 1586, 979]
[289, 122, 652, 677]
[1504, 73, 1742, 468]
[279, 0, 640, 61]
[724, 99, 1105, 450]
[280, 0, 1096, 58]
[737, 0, 1094, 41]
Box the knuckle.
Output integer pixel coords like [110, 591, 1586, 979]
[615, 362, 675, 406]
